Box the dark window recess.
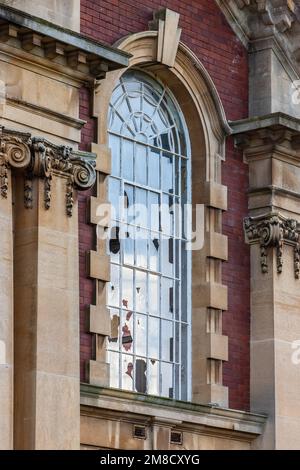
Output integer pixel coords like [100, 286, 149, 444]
[169, 337, 174, 362]
[169, 238, 174, 264]
[133, 425, 147, 440]
[169, 387, 174, 399]
[135, 359, 147, 394]
[169, 287, 174, 313]
[109, 226, 120, 254]
[170, 431, 183, 445]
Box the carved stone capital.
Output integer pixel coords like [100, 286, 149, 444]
[0, 127, 96, 216]
[244, 212, 300, 278]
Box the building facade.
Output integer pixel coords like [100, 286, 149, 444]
[0, 0, 300, 450]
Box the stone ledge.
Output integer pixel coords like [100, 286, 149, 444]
[80, 384, 267, 439]
[230, 112, 300, 135]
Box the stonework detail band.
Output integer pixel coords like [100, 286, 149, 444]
[244, 213, 300, 278]
[0, 128, 96, 215]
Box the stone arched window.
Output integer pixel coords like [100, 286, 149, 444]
[88, 10, 230, 407]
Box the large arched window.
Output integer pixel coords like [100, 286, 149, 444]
[106, 69, 191, 400]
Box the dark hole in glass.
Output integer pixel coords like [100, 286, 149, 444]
[153, 238, 159, 251]
[124, 191, 129, 208]
[135, 359, 147, 393]
[122, 324, 133, 351]
[169, 238, 174, 264]
[169, 287, 174, 313]
[109, 226, 120, 254]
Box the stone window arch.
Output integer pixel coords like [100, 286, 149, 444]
[88, 12, 230, 407]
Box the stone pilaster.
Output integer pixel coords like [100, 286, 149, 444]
[0, 128, 96, 450]
[232, 113, 300, 449]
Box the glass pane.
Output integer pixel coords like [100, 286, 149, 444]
[123, 185, 134, 225]
[109, 178, 121, 221]
[161, 152, 173, 193]
[135, 188, 148, 229]
[122, 267, 133, 311]
[108, 265, 119, 307]
[108, 351, 119, 389]
[136, 228, 148, 269]
[149, 233, 160, 272]
[148, 359, 159, 396]
[149, 274, 159, 316]
[161, 277, 173, 319]
[161, 362, 173, 398]
[123, 224, 134, 266]
[161, 238, 173, 277]
[122, 139, 134, 181]
[161, 194, 173, 236]
[108, 308, 120, 351]
[181, 324, 188, 401]
[121, 354, 134, 391]
[161, 320, 174, 362]
[135, 144, 147, 186]
[149, 192, 160, 233]
[148, 148, 160, 189]
[148, 317, 159, 360]
[136, 314, 147, 357]
[109, 133, 121, 177]
[136, 270, 147, 313]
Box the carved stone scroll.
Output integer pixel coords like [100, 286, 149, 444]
[244, 213, 300, 278]
[0, 127, 96, 215]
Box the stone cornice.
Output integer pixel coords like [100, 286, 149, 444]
[216, 0, 300, 73]
[0, 127, 96, 216]
[230, 113, 300, 162]
[0, 4, 131, 80]
[244, 211, 300, 277]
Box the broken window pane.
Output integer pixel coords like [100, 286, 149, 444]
[108, 309, 120, 352]
[122, 267, 133, 311]
[136, 314, 147, 357]
[121, 309, 133, 353]
[123, 225, 134, 266]
[136, 270, 147, 313]
[135, 357, 147, 393]
[149, 233, 160, 272]
[121, 354, 134, 391]
[148, 359, 159, 396]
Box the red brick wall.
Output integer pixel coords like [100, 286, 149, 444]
[79, 0, 250, 410]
